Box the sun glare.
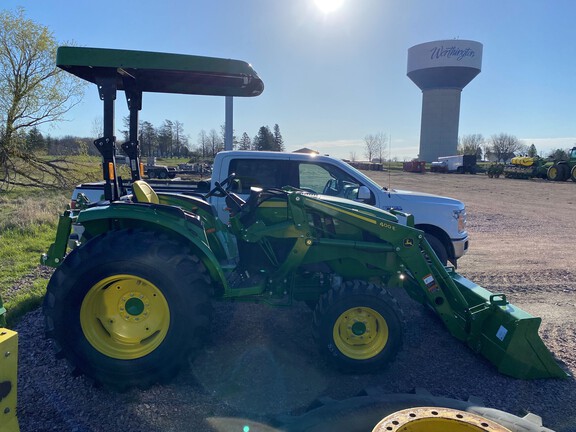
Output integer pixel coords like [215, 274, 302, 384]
[314, 0, 345, 13]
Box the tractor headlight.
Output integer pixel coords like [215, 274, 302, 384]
[454, 209, 467, 233]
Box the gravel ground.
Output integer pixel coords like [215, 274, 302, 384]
[11, 171, 576, 432]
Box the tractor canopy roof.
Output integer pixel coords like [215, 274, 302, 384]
[56, 46, 264, 97]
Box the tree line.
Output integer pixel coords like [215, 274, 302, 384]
[456, 133, 573, 163]
[22, 121, 285, 161]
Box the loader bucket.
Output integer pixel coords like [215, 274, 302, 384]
[448, 270, 569, 380]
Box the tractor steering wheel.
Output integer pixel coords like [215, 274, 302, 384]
[204, 173, 236, 199]
[204, 174, 245, 215]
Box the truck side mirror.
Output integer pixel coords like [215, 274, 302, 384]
[357, 185, 371, 201]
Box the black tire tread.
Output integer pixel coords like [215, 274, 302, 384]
[312, 280, 404, 373]
[43, 228, 213, 391]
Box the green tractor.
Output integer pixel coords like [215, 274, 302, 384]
[42, 47, 568, 391]
[546, 147, 576, 181]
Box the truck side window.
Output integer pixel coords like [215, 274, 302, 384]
[298, 163, 332, 193]
[298, 162, 372, 203]
[228, 159, 289, 193]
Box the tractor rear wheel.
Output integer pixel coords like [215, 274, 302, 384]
[547, 163, 568, 181]
[312, 281, 403, 373]
[43, 229, 213, 391]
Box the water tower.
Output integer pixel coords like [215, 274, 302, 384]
[407, 40, 482, 162]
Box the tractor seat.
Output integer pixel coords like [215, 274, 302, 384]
[132, 180, 159, 204]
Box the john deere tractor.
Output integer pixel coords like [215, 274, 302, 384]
[546, 147, 576, 181]
[41, 47, 568, 392]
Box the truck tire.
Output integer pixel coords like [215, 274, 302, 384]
[312, 281, 403, 373]
[424, 233, 448, 266]
[571, 165, 576, 182]
[43, 229, 213, 391]
[158, 169, 168, 179]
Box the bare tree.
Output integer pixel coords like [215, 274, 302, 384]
[489, 133, 527, 163]
[91, 117, 103, 140]
[208, 128, 223, 156]
[363, 132, 387, 162]
[0, 8, 85, 190]
[458, 134, 484, 159]
[197, 130, 209, 158]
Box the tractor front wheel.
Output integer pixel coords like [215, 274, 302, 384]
[312, 281, 403, 373]
[43, 229, 213, 391]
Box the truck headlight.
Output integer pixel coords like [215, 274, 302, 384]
[453, 209, 467, 233]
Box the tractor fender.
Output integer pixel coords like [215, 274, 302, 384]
[76, 203, 228, 294]
[274, 387, 553, 432]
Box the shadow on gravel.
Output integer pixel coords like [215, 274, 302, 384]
[14, 289, 576, 432]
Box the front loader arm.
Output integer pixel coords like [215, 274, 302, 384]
[296, 194, 473, 336]
[292, 193, 568, 379]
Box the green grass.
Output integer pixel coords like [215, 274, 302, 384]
[0, 192, 68, 325]
[0, 157, 92, 326]
[0, 225, 57, 325]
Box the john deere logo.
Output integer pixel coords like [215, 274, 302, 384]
[403, 238, 414, 248]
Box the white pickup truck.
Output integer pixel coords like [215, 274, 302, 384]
[72, 150, 469, 266]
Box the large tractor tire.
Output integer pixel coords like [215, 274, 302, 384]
[275, 388, 552, 432]
[547, 163, 568, 181]
[571, 165, 576, 182]
[43, 229, 213, 391]
[312, 281, 403, 373]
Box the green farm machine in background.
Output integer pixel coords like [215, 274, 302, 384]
[545, 147, 576, 181]
[502, 156, 548, 180]
[41, 47, 568, 397]
[497, 147, 576, 181]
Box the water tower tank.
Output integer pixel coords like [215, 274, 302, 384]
[407, 40, 482, 162]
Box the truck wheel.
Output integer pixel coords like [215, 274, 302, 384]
[43, 229, 213, 391]
[312, 281, 403, 373]
[424, 233, 448, 266]
[571, 165, 576, 182]
[158, 170, 168, 179]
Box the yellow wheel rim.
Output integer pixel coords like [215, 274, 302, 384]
[549, 167, 558, 178]
[372, 407, 511, 432]
[333, 307, 388, 360]
[80, 275, 170, 359]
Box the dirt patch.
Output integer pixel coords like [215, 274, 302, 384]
[14, 171, 576, 432]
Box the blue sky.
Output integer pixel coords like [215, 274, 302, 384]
[5, 0, 576, 160]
